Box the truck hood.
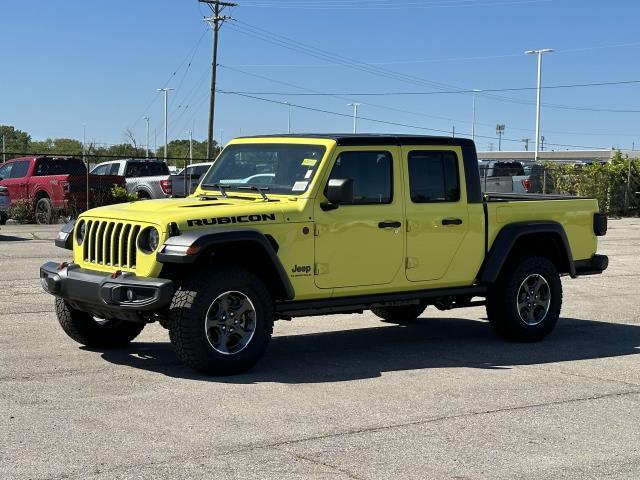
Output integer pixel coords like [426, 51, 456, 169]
[81, 196, 295, 230]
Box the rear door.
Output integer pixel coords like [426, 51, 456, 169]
[402, 146, 469, 282]
[313, 146, 405, 289]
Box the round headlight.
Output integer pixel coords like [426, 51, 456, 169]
[76, 220, 86, 245]
[148, 228, 160, 252]
[138, 227, 160, 253]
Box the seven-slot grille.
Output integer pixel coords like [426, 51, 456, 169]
[83, 220, 142, 270]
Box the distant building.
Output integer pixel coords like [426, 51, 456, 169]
[477, 149, 637, 164]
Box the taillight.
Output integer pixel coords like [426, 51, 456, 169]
[521, 179, 531, 192]
[160, 179, 172, 196]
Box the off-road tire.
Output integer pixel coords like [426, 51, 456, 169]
[167, 267, 274, 376]
[55, 298, 145, 347]
[486, 256, 562, 342]
[35, 197, 53, 225]
[371, 304, 426, 324]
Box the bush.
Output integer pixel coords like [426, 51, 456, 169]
[7, 199, 35, 224]
[109, 185, 139, 204]
[544, 152, 640, 216]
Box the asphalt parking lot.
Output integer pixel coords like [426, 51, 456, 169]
[1, 219, 639, 480]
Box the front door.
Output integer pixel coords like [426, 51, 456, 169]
[0, 160, 31, 204]
[402, 146, 469, 282]
[314, 147, 404, 289]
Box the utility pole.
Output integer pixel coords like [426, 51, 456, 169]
[526, 48, 554, 162]
[143, 116, 150, 158]
[200, 0, 237, 159]
[2, 135, 5, 163]
[348, 103, 361, 133]
[157, 88, 174, 162]
[489, 142, 495, 152]
[540, 135, 546, 152]
[154, 129, 158, 158]
[452, 126, 455, 138]
[188, 130, 193, 164]
[522, 138, 530, 151]
[496, 124, 505, 151]
[471, 89, 481, 142]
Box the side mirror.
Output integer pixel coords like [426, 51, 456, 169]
[322, 178, 353, 210]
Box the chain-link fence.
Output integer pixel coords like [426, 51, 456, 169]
[480, 156, 640, 216]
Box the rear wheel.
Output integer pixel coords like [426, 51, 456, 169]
[168, 267, 274, 375]
[55, 298, 145, 347]
[486, 256, 562, 342]
[35, 197, 53, 225]
[372, 304, 426, 324]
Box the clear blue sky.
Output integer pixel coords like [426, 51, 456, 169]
[2, 0, 640, 152]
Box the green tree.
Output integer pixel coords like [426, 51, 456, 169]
[0, 125, 31, 160]
[29, 138, 83, 156]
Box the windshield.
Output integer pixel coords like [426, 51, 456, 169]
[201, 144, 326, 195]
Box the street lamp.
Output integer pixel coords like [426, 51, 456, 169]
[348, 103, 361, 134]
[525, 48, 554, 162]
[143, 116, 150, 158]
[471, 89, 481, 142]
[496, 124, 505, 151]
[157, 87, 174, 162]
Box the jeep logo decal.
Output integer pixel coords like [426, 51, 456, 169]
[187, 213, 276, 227]
[290, 264, 312, 277]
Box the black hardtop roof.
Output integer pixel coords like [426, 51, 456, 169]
[237, 134, 476, 148]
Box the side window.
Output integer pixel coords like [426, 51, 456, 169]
[10, 161, 30, 179]
[92, 164, 109, 175]
[109, 163, 120, 175]
[328, 151, 392, 204]
[408, 150, 460, 203]
[0, 162, 13, 179]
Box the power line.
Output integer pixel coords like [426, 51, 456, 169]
[217, 89, 612, 150]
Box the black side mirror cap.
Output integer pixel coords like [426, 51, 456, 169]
[325, 178, 354, 205]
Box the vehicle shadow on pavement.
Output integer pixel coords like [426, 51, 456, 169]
[94, 316, 640, 383]
[0, 235, 30, 242]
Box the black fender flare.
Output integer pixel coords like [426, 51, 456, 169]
[478, 221, 575, 284]
[156, 227, 294, 300]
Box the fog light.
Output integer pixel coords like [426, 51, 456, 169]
[126, 289, 136, 301]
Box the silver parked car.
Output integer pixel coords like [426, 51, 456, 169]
[91, 159, 171, 199]
[0, 185, 10, 225]
[169, 162, 213, 197]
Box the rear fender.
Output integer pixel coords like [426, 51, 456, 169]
[478, 222, 575, 283]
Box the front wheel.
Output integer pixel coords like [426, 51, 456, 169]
[486, 256, 562, 342]
[168, 267, 274, 375]
[55, 298, 145, 347]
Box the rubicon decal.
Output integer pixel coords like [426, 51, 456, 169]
[187, 213, 277, 227]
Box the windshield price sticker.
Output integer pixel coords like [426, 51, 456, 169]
[292, 181, 308, 192]
[304, 170, 313, 179]
[301, 158, 317, 167]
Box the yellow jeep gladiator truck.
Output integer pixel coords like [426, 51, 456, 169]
[40, 135, 609, 375]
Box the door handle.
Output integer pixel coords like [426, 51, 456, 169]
[442, 218, 463, 226]
[378, 220, 401, 229]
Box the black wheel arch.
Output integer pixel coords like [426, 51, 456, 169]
[158, 227, 294, 301]
[478, 221, 575, 284]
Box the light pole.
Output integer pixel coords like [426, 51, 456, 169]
[285, 101, 291, 134]
[157, 88, 174, 162]
[83, 124, 88, 211]
[348, 103, 361, 134]
[471, 89, 481, 142]
[143, 116, 150, 158]
[188, 130, 193, 164]
[496, 124, 505, 151]
[526, 48, 554, 162]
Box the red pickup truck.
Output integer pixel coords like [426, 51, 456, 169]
[0, 156, 124, 224]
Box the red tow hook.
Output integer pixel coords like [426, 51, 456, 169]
[58, 262, 69, 271]
[111, 270, 123, 279]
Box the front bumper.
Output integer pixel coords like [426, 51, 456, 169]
[40, 262, 174, 322]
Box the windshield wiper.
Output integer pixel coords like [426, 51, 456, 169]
[201, 183, 229, 198]
[237, 185, 277, 202]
